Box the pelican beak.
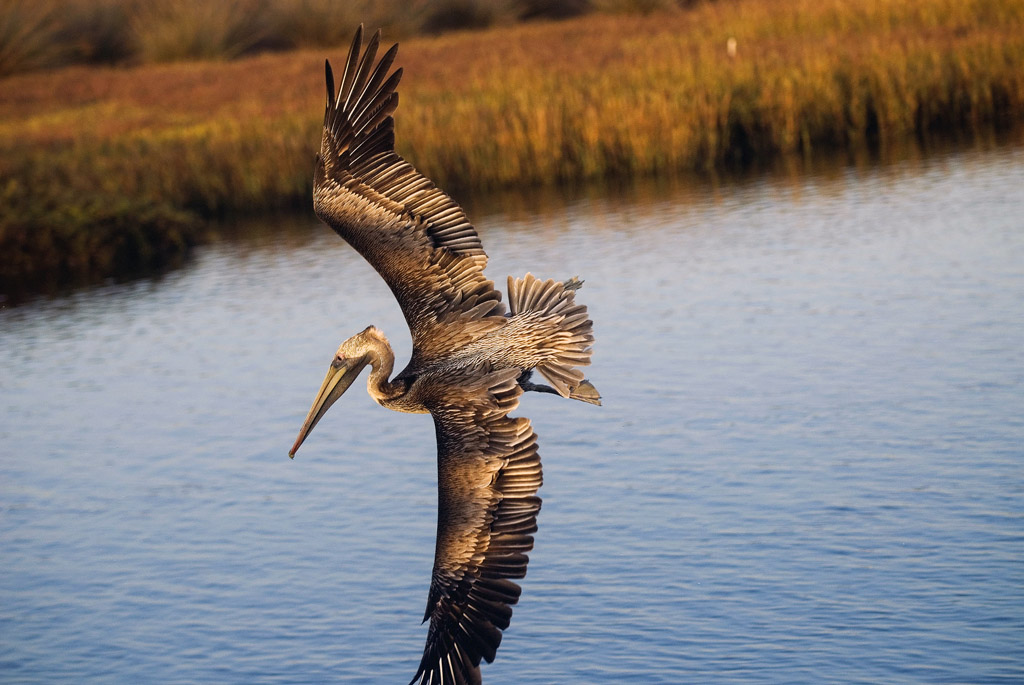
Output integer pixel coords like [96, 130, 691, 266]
[289, 358, 364, 458]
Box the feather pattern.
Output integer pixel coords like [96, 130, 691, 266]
[314, 27, 504, 365]
[410, 367, 542, 685]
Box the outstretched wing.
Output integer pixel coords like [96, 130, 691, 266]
[315, 27, 505, 366]
[411, 367, 543, 685]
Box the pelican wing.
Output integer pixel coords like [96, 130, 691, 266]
[315, 27, 505, 365]
[411, 367, 543, 685]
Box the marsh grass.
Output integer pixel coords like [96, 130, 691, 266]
[0, 0, 62, 76]
[2, 0, 1024, 291]
[130, 0, 269, 63]
[0, 0, 604, 76]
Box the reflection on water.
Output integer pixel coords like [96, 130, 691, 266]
[2, 143, 1023, 683]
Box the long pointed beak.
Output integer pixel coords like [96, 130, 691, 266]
[289, 359, 363, 458]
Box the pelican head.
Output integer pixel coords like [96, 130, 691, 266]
[288, 327, 388, 458]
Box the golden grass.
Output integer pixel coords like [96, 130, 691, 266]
[2, 0, 1024, 291]
[0, 0, 601, 77]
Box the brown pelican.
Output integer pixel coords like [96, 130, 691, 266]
[288, 26, 599, 685]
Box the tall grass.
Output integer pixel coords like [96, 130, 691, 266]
[0, 0, 62, 76]
[0, 0, 640, 76]
[130, 0, 268, 63]
[396, 0, 1024, 188]
[2, 0, 1024, 292]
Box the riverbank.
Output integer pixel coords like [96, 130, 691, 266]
[2, 0, 1023, 294]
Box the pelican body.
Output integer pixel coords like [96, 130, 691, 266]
[289, 26, 599, 685]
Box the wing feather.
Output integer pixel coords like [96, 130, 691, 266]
[410, 367, 543, 685]
[314, 27, 504, 366]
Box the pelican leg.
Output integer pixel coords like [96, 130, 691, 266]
[517, 369, 560, 396]
[517, 370, 601, 405]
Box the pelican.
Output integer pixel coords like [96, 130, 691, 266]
[289, 26, 599, 685]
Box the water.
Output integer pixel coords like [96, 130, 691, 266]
[2, 144, 1023, 683]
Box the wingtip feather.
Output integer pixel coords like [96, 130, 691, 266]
[325, 59, 334, 107]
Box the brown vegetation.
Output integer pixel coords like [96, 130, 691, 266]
[2, 0, 1023, 294]
[0, 0, 659, 77]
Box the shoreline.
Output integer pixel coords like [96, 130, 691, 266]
[3, 0, 1023, 296]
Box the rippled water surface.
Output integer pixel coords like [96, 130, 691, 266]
[2, 145, 1023, 683]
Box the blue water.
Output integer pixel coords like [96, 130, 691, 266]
[2, 144, 1023, 683]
